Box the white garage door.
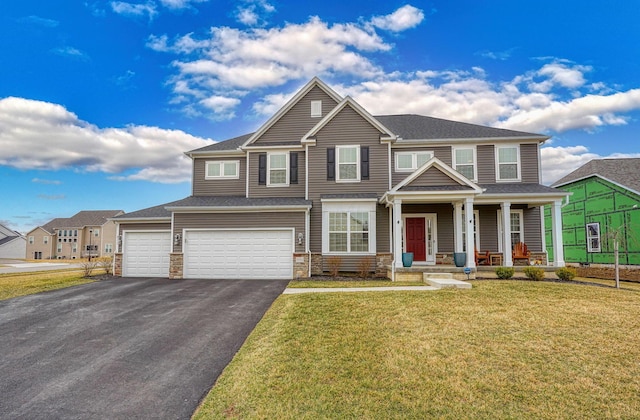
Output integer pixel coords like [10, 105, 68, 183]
[123, 231, 171, 277]
[184, 229, 293, 279]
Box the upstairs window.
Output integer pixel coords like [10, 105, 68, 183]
[587, 222, 601, 252]
[206, 160, 239, 179]
[395, 151, 433, 172]
[267, 153, 289, 186]
[311, 100, 322, 117]
[43, 236, 49, 244]
[336, 145, 360, 182]
[28, 236, 34, 244]
[496, 145, 520, 181]
[453, 147, 477, 181]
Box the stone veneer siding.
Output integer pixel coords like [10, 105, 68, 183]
[114, 252, 122, 276]
[169, 253, 183, 279]
[293, 253, 309, 279]
[375, 253, 392, 278]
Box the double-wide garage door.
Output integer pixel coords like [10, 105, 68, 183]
[184, 230, 293, 279]
[123, 231, 171, 277]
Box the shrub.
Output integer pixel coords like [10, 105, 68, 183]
[523, 266, 545, 281]
[326, 256, 342, 278]
[495, 267, 515, 279]
[357, 257, 373, 279]
[556, 267, 577, 281]
[97, 256, 114, 275]
[81, 260, 98, 277]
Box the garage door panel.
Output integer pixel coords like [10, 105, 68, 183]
[123, 231, 171, 277]
[184, 230, 293, 279]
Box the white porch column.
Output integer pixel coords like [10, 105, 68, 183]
[465, 198, 476, 268]
[393, 199, 404, 268]
[551, 199, 565, 267]
[502, 201, 513, 267]
[454, 202, 463, 253]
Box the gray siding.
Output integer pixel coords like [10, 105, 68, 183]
[322, 255, 376, 272]
[119, 223, 171, 232]
[253, 86, 339, 144]
[307, 105, 390, 253]
[523, 206, 542, 251]
[402, 203, 455, 253]
[391, 146, 451, 186]
[477, 144, 495, 183]
[248, 151, 306, 198]
[404, 167, 462, 188]
[173, 212, 306, 253]
[478, 205, 500, 251]
[192, 157, 247, 196]
[520, 143, 540, 183]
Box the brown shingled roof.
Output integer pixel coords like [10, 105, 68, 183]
[551, 158, 640, 194]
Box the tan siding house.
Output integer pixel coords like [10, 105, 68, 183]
[113, 77, 569, 280]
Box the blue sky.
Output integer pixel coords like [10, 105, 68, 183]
[1, 0, 639, 234]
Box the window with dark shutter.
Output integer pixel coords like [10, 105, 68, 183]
[290, 152, 298, 184]
[258, 153, 267, 185]
[361, 146, 369, 180]
[327, 147, 335, 180]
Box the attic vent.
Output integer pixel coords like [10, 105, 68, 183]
[311, 100, 322, 117]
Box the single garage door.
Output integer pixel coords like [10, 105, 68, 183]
[123, 231, 171, 277]
[184, 229, 293, 279]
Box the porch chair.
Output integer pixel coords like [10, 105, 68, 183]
[512, 242, 531, 265]
[475, 249, 490, 265]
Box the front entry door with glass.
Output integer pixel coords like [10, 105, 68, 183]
[405, 214, 437, 264]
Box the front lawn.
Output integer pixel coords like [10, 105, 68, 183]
[194, 281, 640, 419]
[0, 271, 93, 300]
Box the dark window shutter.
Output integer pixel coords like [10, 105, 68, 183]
[258, 153, 266, 185]
[361, 146, 369, 180]
[290, 152, 298, 184]
[327, 147, 335, 180]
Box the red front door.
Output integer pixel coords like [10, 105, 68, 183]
[406, 218, 426, 261]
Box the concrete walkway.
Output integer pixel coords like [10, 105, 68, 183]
[283, 286, 439, 294]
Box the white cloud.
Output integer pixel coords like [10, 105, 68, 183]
[32, 178, 62, 185]
[51, 46, 89, 60]
[110, 1, 158, 20]
[540, 145, 640, 185]
[19, 15, 60, 28]
[159, 0, 208, 9]
[369, 5, 424, 32]
[0, 97, 213, 184]
[235, 0, 276, 26]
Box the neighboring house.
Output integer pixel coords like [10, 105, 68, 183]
[546, 158, 640, 265]
[114, 77, 568, 280]
[25, 210, 124, 260]
[0, 223, 27, 259]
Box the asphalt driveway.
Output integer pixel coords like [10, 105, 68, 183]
[0, 277, 288, 419]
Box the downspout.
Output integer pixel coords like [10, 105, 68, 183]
[306, 208, 311, 278]
[389, 200, 395, 282]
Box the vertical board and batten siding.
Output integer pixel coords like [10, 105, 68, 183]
[192, 157, 246, 196]
[403, 167, 462, 188]
[391, 146, 451, 186]
[248, 151, 306, 198]
[252, 86, 340, 145]
[307, 105, 391, 253]
[520, 143, 540, 183]
[476, 144, 495, 184]
[172, 212, 306, 254]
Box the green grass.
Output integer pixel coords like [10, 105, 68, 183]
[0, 271, 93, 300]
[194, 281, 640, 419]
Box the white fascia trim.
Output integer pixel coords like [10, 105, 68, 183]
[185, 150, 245, 158]
[242, 145, 304, 151]
[392, 136, 548, 147]
[474, 192, 571, 205]
[390, 156, 483, 194]
[242, 77, 343, 147]
[166, 205, 311, 213]
[320, 198, 378, 203]
[113, 217, 172, 223]
[302, 96, 397, 142]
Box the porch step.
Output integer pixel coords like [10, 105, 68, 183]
[423, 272, 472, 289]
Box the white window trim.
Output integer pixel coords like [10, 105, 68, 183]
[267, 152, 289, 187]
[205, 160, 240, 180]
[322, 201, 376, 255]
[586, 222, 601, 253]
[311, 100, 322, 117]
[395, 151, 434, 172]
[495, 144, 521, 182]
[498, 209, 524, 252]
[28, 236, 34, 244]
[43, 236, 49, 244]
[452, 146, 478, 181]
[336, 145, 361, 182]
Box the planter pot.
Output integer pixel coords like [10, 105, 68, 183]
[453, 252, 466, 267]
[402, 252, 414, 267]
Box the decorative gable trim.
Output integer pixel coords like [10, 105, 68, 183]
[389, 157, 484, 194]
[301, 96, 397, 143]
[242, 77, 343, 148]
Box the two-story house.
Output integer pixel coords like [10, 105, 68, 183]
[26, 210, 123, 260]
[0, 223, 26, 260]
[113, 77, 568, 279]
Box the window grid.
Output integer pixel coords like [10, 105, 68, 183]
[328, 211, 369, 253]
[268, 153, 288, 186]
[336, 146, 359, 181]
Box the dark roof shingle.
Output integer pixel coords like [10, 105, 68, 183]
[551, 158, 640, 193]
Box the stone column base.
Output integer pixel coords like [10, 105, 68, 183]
[114, 253, 123, 277]
[169, 253, 183, 279]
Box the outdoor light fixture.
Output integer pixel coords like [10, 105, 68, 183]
[297, 232, 304, 245]
[174, 233, 181, 246]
